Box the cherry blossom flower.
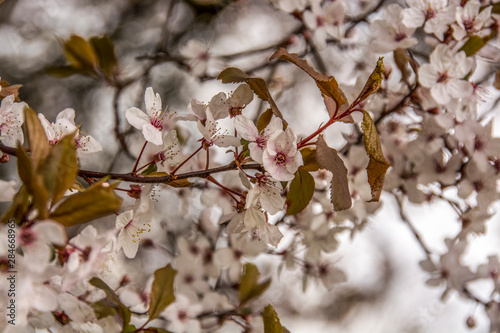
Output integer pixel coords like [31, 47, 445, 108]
[140, 130, 181, 172]
[234, 115, 282, 163]
[179, 39, 212, 77]
[455, 120, 500, 172]
[303, 0, 347, 49]
[178, 92, 228, 123]
[197, 109, 241, 148]
[370, 4, 418, 53]
[458, 159, 499, 211]
[422, 238, 476, 293]
[452, 1, 492, 41]
[226, 207, 283, 247]
[310, 258, 347, 291]
[162, 294, 203, 333]
[38, 108, 102, 158]
[418, 44, 473, 105]
[214, 234, 266, 282]
[245, 173, 285, 214]
[17, 220, 67, 274]
[57, 293, 102, 333]
[402, 0, 456, 39]
[116, 197, 154, 259]
[262, 127, 303, 181]
[227, 84, 254, 117]
[126, 87, 167, 145]
[61, 225, 116, 292]
[0, 94, 26, 146]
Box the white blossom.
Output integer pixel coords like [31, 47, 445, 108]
[125, 87, 167, 145]
[38, 108, 102, 158]
[0, 95, 26, 146]
[418, 44, 473, 105]
[262, 127, 303, 181]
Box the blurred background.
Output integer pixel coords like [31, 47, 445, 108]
[1, 0, 499, 332]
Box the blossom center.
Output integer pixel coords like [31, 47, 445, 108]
[125, 219, 151, 243]
[394, 32, 407, 42]
[424, 7, 436, 20]
[316, 15, 325, 27]
[19, 228, 37, 245]
[437, 72, 449, 83]
[275, 152, 287, 165]
[151, 116, 163, 130]
[463, 19, 474, 32]
[256, 136, 267, 149]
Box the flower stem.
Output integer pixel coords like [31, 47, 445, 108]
[171, 145, 203, 175]
[132, 141, 148, 174]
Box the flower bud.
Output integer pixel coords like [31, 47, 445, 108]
[0, 153, 9, 163]
[466, 316, 475, 328]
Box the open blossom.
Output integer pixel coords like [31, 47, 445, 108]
[17, 220, 67, 274]
[38, 108, 102, 158]
[370, 4, 418, 53]
[402, 0, 456, 39]
[303, 0, 347, 49]
[226, 207, 283, 247]
[234, 115, 282, 163]
[182, 92, 228, 123]
[0, 94, 26, 146]
[179, 39, 212, 77]
[126, 87, 167, 145]
[245, 173, 285, 215]
[227, 84, 253, 116]
[418, 44, 473, 105]
[452, 1, 492, 41]
[262, 127, 303, 181]
[140, 130, 181, 172]
[61, 225, 116, 292]
[197, 109, 241, 148]
[116, 197, 154, 259]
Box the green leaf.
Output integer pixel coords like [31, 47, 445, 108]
[90, 277, 132, 327]
[49, 179, 122, 226]
[141, 162, 158, 175]
[40, 134, 78, 204]
[355, 57, 384, 105]
[299, 147, 319, 172]
[1, 186, 30, 224]
[270, 48, 347, 111]
[16, 146, 49, 219]
[239, 263, 271, 305]
[91, 300, 117, 319]
[218, 68, 287, 127]
[89, 35, 118, 78]
[315, 135, 351, 211]
[63, 35, 98, 70]
[123, 325, 137, 333]
[148, 264, 177, 322]
[24, 107, 49, 168]
[493, 3, 500, 14]
[459, 35, 487, 57]
[45, 66, 89, 77]
[361, 111, 390, 202]
[263, 304, 283, 333]
[286, 168, 315, 215]
[257, 108, 274, 132]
